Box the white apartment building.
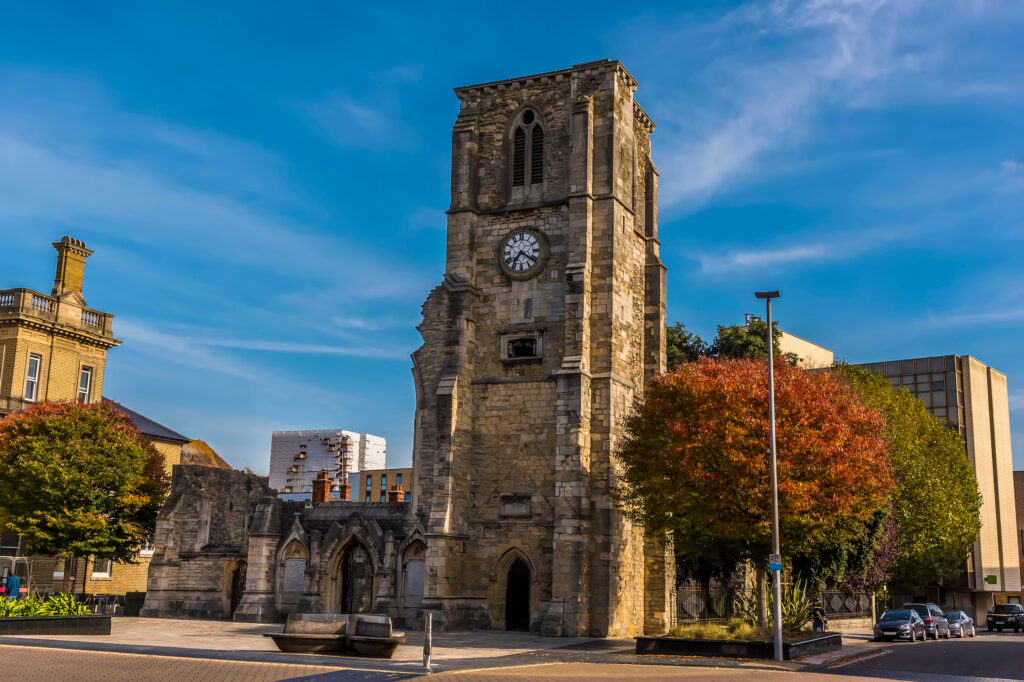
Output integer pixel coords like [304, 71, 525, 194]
[268, 430, 386, 497]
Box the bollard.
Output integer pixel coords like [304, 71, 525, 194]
[423, 611, 432, 671]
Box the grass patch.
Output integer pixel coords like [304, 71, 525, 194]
[666, 619, 815, 641]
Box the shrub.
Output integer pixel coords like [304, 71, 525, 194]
[734, 578, 816, 633]
[0, 593, 91, 618]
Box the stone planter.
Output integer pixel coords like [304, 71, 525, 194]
[635, 632, 841, 660]
[0, 615, 111, 636]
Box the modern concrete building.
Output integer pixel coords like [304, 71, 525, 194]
[741, 315, 834, 369]
[860, 355, 1021, 608]
[269, 430, 386, 497]
[1014, 471, 1024, 604]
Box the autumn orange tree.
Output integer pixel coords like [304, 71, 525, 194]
[0, 402, 169, 571]
[616, 357, 893, 592]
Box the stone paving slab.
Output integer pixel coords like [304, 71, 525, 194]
[0, 617, 593, 664]
[411, 662, 882, 681]
[0, 645, 405, 681]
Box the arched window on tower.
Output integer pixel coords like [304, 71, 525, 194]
[511, 109, 544, 189]
[513, 128, 526, 187]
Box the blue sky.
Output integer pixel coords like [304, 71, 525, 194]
[2, 1, 1022, 472]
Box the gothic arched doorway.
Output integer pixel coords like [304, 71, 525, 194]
[339, 543, 374, 614]
[504, 558, 530, 631]
[229, 561, 247, 617]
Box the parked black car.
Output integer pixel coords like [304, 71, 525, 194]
[986, 603, 1024, 632]
[903, 602, 950, 640]
[874, 609, 927, 642]
[945, 610, 976, 638]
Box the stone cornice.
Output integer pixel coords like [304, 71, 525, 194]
[454, 59, 638, 100]
[0, 315, 122, 349]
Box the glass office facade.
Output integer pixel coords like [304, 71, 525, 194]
[859, 355, 966, 437]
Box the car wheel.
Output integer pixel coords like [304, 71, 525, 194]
[909, 630, 916, 643]
[945, 628, 951, 639]
[933, 628, 940, 640]
[971, 626, 976, 637]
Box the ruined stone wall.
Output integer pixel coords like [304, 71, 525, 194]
[142, 465, 273, 620]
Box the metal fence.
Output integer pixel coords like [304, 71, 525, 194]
[820, 590, 872, 619]
[676, 584, 874, 623]
[676, 585, 736, 624]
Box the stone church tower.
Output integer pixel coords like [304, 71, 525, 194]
[411, 60, 673, 637]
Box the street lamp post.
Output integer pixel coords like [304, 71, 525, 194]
[755, 290, 783, 662]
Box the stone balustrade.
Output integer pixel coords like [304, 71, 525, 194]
[0, 288, 115, 338]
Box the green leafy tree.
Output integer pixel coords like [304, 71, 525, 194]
[617, 358, 892, 614]
[666, 322, 709, 371]
[712, 319, 800, 365]
[832, 364, 982, 586]
[664, 318, 798, 370]
[0, 401, 170, 565]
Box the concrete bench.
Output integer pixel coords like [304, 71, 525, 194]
[346, 614, 406, 658]
[265, 613, 405, 658]
[264, 614, 347, 654]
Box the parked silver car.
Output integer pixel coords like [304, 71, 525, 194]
[945, 610, 976, 638]
[874, 608, 927, 642]
[903, 602, 951, 639]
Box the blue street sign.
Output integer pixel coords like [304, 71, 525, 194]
[769, 562, 782, 572]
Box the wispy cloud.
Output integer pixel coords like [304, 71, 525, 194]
[923, 307, 1024, 328]
[118, 318, 410, 368]
[698, 244, 830, 273]
[694, 226, 904, 274]
[303, 66, 421, 150]
[649, 0, 1015, 207]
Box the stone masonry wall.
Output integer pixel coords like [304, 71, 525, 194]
[412, 60, 671, 637]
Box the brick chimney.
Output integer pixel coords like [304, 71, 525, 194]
[312, 470, 332, 503]
[337, 482, 352, 501]
[52, 236, 93, 299]
[387, 485, 404, 502]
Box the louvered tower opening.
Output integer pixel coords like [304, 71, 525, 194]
[512, 128, 526, 187]
[530, 126, 544, 185]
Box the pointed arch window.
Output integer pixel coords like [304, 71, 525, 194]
[511, 109, 544, 188]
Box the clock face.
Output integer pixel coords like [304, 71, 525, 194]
[503, 232, 541, 274]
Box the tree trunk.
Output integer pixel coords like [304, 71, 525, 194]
[757, 565, 768, 627]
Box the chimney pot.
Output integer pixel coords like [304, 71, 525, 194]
[312, 470, 332, 504]
[52, 235, 93, 298]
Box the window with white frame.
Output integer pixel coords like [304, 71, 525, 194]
[24, 353, 42, 402]
[77, 366, 93, 403]
[76, 364, 92, 401]
[91, 557, 112, 578]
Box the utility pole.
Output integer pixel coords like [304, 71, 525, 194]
[755, 290, 783, 662]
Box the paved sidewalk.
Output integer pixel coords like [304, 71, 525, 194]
[418, 662, 881, 681]
[0, 617, 888, 680]
[0, 616, 592, 664]
[0, 644, 399, 681]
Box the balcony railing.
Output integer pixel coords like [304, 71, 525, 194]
[0, 288, 114, 337]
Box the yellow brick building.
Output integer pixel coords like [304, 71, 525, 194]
[352, 467, 413, 502]
[0, 237, 119, 415]
[0, 237, 230, 601]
